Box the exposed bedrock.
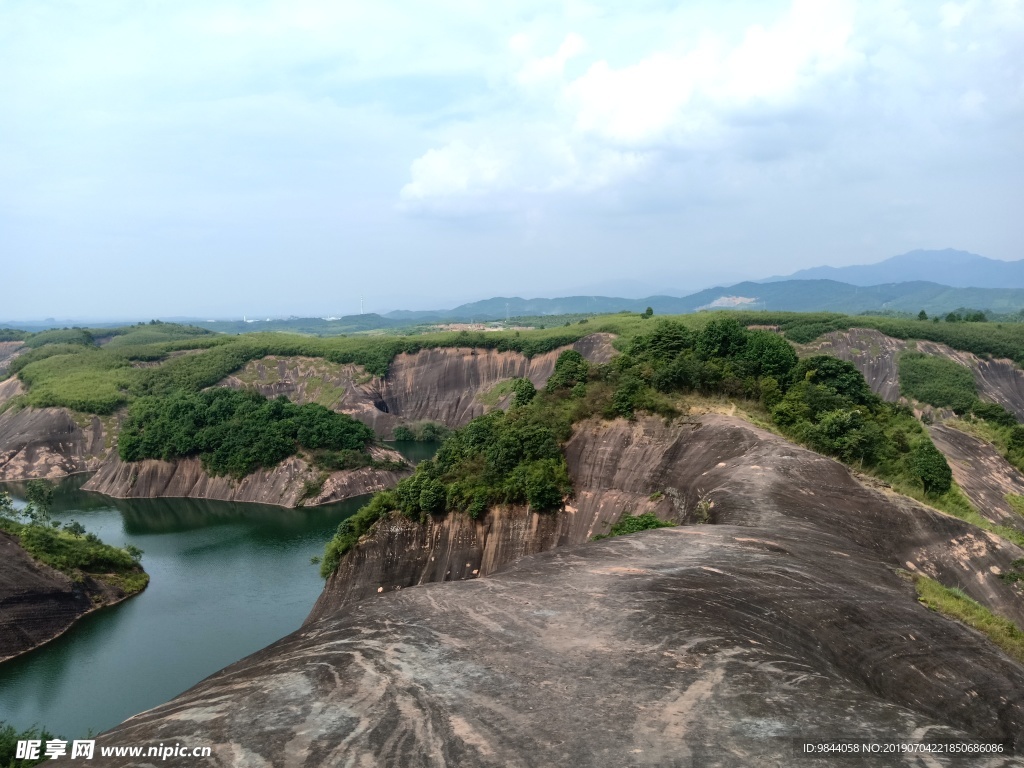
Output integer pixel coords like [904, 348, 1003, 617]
[0, 531, 135, 662]
[0, 342, 25, 376]
[805, 328, 1024, 419]
[929, 424, 1024, 533]
[222, 333, 618, 438]
[0, 404, 110, 481]
[311, 415, 1024, 628]
[81, 447, 410, 508]
[96, 527, 1024, 766]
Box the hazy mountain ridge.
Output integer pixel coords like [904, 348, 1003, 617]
[764, 249, 1024, 288]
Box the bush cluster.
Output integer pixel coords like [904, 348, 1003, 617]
[119, 388, 375, 478]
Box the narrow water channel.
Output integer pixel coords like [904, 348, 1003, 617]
[0, 441, 436, 739]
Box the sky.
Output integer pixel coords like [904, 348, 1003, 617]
[2, 0, 1022, 320]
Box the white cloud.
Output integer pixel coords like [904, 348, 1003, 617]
[401, 0, 865, 211]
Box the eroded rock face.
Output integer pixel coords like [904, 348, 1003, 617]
[929, 424, 1024, 534]
[0, 532, 133, 662]
[311, 415, 1024, 627]
[0, 343, 25, 377]
[805, 328, 1024, 420]
[96, 529, 1024, 766]
[93, 414, 1024, 765]
[81, 449, 410, 508]
[0, 406, 110, 481]
[222, 334, 618, 438]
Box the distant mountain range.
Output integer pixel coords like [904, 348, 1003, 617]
[8, 249, 1024, 332]
[763, 249, 1024, 288]
[381, 280, 1024, 322]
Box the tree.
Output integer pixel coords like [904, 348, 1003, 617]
[911, 441, 952, 495]
[918, 310, 928, 321]
[642, 307, 654, 318]
[510, 378, 536, 407]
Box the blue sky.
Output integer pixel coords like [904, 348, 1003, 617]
[2, 0, 1022, 319]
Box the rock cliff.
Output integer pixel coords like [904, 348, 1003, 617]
[222, 333, 617, 437]
[0, 405, 111, 481]
[0, 531, 137, 662]
[95, 414, 1024, 765]
[81, 447, 410, 508]
[311, 414, 1024, 627]
[804, 328, 1024, 419]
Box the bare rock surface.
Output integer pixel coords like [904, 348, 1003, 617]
[0, 531, 135, 662]
[95, 414, 1024, 766]
[82, 449, 410, 508]
[0, 406, 110, 481]
[96, 528, 1024, 767]
[804, 329, 1024, 420]
[0, 342, 25, 376]
[0, 376, 24, 405]
[801, 328, 907, 401]
[311, 415, 1024, 627]
[928, 424, 1024, 533]
[222, 333, 618, 438]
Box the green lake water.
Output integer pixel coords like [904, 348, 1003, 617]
[0, 441, 436, 739]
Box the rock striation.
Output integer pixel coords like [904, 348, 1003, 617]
[928, 424, 1024, 534]
[804, 328, 1024, 419]
[222, 333, 618, 438]
[81, 447, 410, 508]
[94, 414, 1024, 765]
[0, 405, 111, 481]
[0, 531, 137, 662]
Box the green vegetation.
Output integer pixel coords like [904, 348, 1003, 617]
[1006, 494, 1024, 518]
[0, 328, 28, 342]
[899, 353, 978, 413]
[0, 485, 147, 595]
[119, 388, 375, 478]
[1, 721, 58, 767]
[914, 574, 1024, 664]
[592, 512, 674, 540]
[392, 421, 451, 442]
[722, 310, 1024, 364]
[322, 318, 966, 576]
[6, 320, 609, 415]
[999, 558, 1024, 583]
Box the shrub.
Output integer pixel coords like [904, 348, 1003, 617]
[593, 512, 675, 540]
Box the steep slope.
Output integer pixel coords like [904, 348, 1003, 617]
[0, 531, 138, 662]
[928, 425, 1024, 533]
[81, 448, 409, 508]
[222, 333, 617, 437]
[0, 342, 24, 376]
[96, 414, 1024, 765]
[311, 414, 1023, 625]
[0, 406, 112, 481]
[803, 328, 1024, 419]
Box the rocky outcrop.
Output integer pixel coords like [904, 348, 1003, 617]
[0, 406, 111, 481]
[311, 414, 1024, 627]
[0, 531, 138, 662]
[96, 481, 1024, 764]
[0, 342, 25, 376]
[223, 334, 618, 438]
[805, 328, 1024, 419]
[82, 447, 410, 508]
[800, 327, 906, 401]
[929, 424, 1024, 533]
[0, 375, 24, 405]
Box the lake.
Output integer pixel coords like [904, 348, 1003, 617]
[0, 441, 435, 739]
